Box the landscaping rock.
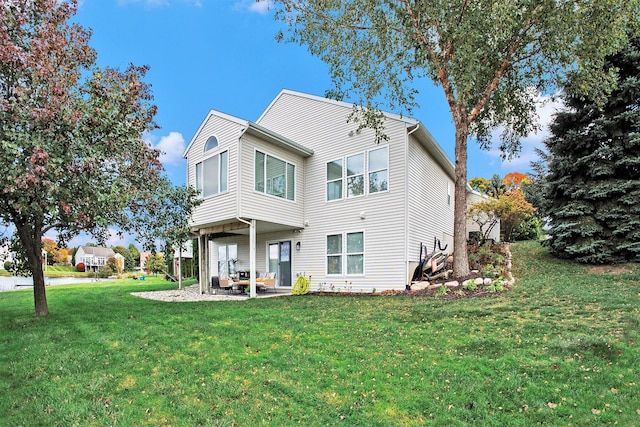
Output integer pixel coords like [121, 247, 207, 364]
[474, 277, 484, 286]
[411, 282, 429, 291]
[444, 280, 459, 288]
[483, 278, 493, 286]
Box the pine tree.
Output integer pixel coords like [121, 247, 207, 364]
[544, 39, 640, 263]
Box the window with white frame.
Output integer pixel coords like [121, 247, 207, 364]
[346, 153, 365, 197]
[326, 231, 364, 275]
[255, 151, 295, 200]
[195, 151, 228, 198]
[368, 146, 388, 193]
[217, 243, 237, 278]
[327, 146, 388, 201]
[326, 159, 343, 201]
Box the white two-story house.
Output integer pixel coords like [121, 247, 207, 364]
[183, 90, 457, 296]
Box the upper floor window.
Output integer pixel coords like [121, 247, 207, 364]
[204, 136, 219, 151]
[326, 159, 343, 201]
[255, 151, 295, 201]
[327, 146, 388, 201]
[368, 146, 388, 193]
[195, 151, 228, 198]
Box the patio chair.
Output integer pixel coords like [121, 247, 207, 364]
[259, 272, 276, 292]
[219, 278, 234, 294]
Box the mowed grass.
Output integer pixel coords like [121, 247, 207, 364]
[0, 241, 638, 426]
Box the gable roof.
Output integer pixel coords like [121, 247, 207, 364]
[259, 89, 455, 180]
[182, 110, 313, 159]
[79, 246, 116, 257]
[257, 89, 419, 125]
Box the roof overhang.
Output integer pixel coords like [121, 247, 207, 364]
[242, 122, 314, 158]
[407, 122, 455, 181]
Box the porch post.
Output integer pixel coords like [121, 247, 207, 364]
[249, 219, 257, 298]
[198, 234, 207, 295]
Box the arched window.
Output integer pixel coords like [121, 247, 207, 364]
[204, 135, 219, 151]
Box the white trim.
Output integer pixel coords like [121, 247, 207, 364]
[183, 109, 248, 158]
[257, 89, 420, 126]
[325, 230, 366, 277]
[253, 148, 297, 202]
[325, 144, 389, 202]
[204, 134, 220, 152]
[195, 149, 229, 199]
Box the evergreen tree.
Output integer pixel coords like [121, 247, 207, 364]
[543, 39, 640, 263]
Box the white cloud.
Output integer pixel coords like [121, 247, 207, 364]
[234, 0, 272, 14]
[487, 93, 565, 173]
[149, 131, 186, 166]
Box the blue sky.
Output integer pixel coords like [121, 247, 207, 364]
[65, 0, 560, 247]
[74, 0, 561, 185]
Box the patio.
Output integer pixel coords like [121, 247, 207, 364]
[130, 284, 292, 302]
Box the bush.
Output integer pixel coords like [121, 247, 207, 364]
[76, 262, 85, 272]
[97, 266, 113, 278]
[3, 260, 13, 271]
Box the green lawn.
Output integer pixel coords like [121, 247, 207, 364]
[1, 241, 638, 426]
[0, 265, 91, 278]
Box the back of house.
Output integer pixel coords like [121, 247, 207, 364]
[184, 89, 456, 293]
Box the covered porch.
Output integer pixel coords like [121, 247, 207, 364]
[193, 218, 302, 298]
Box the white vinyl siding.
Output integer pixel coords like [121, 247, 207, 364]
[407, 137, 455, 261]
[236, 136, 304, 228]
[186, 113, 242, 227]
[258, 91, 409, 292]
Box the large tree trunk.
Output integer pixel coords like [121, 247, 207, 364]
[452, 116, 471, 278]
[15, 222, 49, 316]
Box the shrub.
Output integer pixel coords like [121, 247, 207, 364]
[97, 266, 113, 278]
[76, 262, 85, 272]
[3, 260, 13, 271]
[462, 280, 477, 291]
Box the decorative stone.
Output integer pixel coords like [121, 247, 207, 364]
[411, 282, 429, 291]
[474, 277, 484, 285]
[428, 283, 442, 290]
[444, 280, 459, 288]
[483, 278, 493, 286]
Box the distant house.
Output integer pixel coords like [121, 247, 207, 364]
[140, 252, 164, 271]
[467, 189, 501, 243]
[75, 246, 123, 272]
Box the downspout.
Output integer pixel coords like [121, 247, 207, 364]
[405, 123, 419, 289]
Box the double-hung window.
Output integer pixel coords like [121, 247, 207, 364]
[368, 146, 388, 193]
[326, 159, 343, 201]
[327, 146, 388, 201]
[346, 153, 364, 197]
[326, 231, 364, 276]
[217, 243, 237, 278]
[255, 151, 295, 200]
[196, 150, 228, 198]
